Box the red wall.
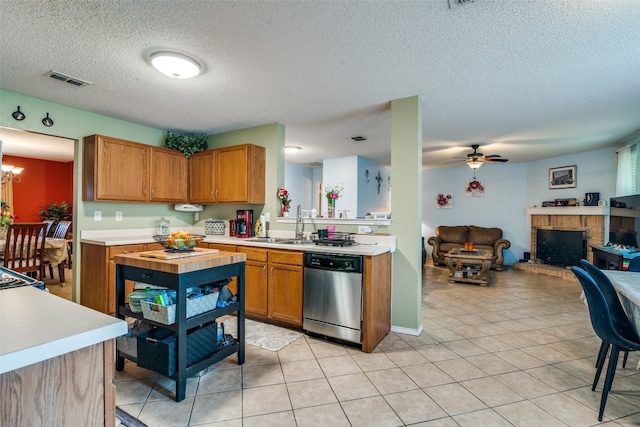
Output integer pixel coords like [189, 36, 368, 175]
[3, 155, 73, 222]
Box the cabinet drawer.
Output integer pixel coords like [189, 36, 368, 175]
[237, 246, 268, 262]
[109, 244, 146, 259]
[146, 242, 165, 251]
[269, 250, 303, 266]
[209, 243, 237, 252]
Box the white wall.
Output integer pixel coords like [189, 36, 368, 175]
[357, 157, 391, 217]
[422, 146, 619, 265]
[526, 147, 618, 206]
[423, 163, 527, 265]
[284, 161, 313, 211]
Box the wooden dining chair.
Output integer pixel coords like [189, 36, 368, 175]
[43, 219, 55, 237]
[3, 222, 47, 279]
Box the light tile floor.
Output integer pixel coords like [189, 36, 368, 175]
[114, 264, 640, 426]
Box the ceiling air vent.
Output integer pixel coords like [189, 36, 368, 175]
[350, 136, 367, 142]
[44, 70, 92, 87]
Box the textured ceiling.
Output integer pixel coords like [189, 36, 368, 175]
[1, 0, 639, 168]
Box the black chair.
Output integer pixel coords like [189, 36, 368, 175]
[571, 265, 640, 421]
[580, 259, 632, 370]
[628, 257, 640, 272]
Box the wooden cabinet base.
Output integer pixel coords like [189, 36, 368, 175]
[0, 340, 116, 427]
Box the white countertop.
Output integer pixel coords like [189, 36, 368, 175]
[0, 287, 127, 374]
[81, 228, 396, 256]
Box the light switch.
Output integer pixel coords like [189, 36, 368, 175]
[115, 211, 123, 221]
[94, 211, 102, 221]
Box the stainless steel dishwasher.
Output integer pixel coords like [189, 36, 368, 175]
[303, 253, 363, 345]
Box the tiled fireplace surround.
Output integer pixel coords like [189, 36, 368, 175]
[514, 208, 606, 281]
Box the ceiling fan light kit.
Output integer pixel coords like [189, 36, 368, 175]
[150, 51, 201, 79]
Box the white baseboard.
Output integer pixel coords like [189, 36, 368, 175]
[390, 324, 423, 336]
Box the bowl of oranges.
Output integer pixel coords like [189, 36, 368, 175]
[154, 231, 204, 252]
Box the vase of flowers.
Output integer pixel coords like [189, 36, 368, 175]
[324, 184, 343, 218]
[0, 210, 16, 239]
[277, 187, 291, 217]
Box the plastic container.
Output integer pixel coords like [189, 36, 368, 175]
[128, 288, 169, 313]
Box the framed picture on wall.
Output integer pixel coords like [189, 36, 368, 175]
[549, 165, 576, 189]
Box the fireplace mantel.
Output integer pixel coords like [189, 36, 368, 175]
[526, 206, 640, 218]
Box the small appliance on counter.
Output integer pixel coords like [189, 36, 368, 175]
[236, 210, 254, 238]
[205, 219, 225, 236]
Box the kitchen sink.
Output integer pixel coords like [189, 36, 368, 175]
[275, 239, 314, 245]
[246, 237, 293, 243]
[246, 237, 314, 245]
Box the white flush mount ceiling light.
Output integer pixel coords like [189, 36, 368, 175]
[284, 146, 301, 154]
[150, 51, 201, 79]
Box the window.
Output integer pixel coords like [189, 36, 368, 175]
[617, 142, 639, 196]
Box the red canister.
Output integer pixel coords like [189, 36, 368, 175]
[229, 219, 237, 237]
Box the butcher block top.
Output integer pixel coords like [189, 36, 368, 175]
[114, 249, 246, 274]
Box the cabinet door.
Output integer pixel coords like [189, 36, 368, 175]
[245, 260, 268, 317]
[108, 244, 147, 315]
[85, 135, 149, 201]
[215, 144, 265, 204]
[149, 147, 188, 203]
[268, 263, 303, 326]
[188, 150, 216, 203]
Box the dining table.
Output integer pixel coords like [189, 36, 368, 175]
[605, 270, 640, 336]
[0, 237, 69, 282]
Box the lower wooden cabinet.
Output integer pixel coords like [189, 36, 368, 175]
[81, 242, 163, 315]
[236, 247, 303, 327]
[268, 250, 303, 326]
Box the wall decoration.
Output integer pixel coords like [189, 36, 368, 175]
[387, 176, 391, 191]
[365, 169, 370, 183]
[465, 179, 485, 197]
[436, 193, 453, 209]
[549, 165, 576, 189]
[375, 170, 382, 194]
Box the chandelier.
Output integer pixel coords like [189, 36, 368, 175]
[1, 165, 24, 184]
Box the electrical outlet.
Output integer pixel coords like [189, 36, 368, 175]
[358, 226, 372, 234]
[115, 211, 123, 221]
[94, 211, 102, 221]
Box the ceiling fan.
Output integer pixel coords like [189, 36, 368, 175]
[447, 144, 509, 170]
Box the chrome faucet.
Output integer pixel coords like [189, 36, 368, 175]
[295, 204, 304, 240]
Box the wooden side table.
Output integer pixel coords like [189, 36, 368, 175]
[444, 249, 493, 286]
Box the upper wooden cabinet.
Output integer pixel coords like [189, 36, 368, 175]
[83, 135, 188, 203]
[188, 150, 216, 203]
[189, 144, 266, 204]
[149, 146, 188, 202]
[83, 135, 149, 202]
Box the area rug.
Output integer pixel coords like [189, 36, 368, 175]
[116, 406, 148, 427]
[220, 316, 303, 352]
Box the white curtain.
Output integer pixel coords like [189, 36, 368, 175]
[616, 143, 638, 196]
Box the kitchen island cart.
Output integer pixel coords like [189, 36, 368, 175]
[114, 249, 246, 401]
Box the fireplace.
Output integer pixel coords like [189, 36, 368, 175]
[536, 229, 587, 267]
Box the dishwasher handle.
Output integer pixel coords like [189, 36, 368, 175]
[304, 253, 363, 273]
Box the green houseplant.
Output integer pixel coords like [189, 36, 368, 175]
[39, 201, 72, 222]
[164, 132, 208, 158]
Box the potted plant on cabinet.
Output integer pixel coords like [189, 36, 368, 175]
[164, 132, 208, 158]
